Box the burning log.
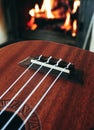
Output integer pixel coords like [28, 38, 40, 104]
[35, 18, 65, 27]
[52, 2, 69, 12]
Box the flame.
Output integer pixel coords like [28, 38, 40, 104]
[27, 17, 37, 30]
[41, 0, 54, 18]
[72, 0, 80, 14]
[60, 11, 71, 31]
[72, 20, 77, 37]
[29, 9, 35, 17]
[61, 0, 80, 35]
[35, 4, 40, 13]
[29, 0, 54, 19]
[28, 0, 55, 30]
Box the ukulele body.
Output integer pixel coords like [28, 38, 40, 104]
[0, 40, 94, 130]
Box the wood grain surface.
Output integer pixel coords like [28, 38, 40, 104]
[0, 40, 94, 130]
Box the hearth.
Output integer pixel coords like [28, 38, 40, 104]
[1, 0, 94, 48]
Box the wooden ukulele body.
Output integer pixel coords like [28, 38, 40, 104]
[0, 40, 94, 130]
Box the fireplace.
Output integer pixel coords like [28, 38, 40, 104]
[1, 0, 94, 48]
[27, 0, 80, 37]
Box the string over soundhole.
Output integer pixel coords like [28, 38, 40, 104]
[0, 111, 25, 130]
[0, 100, 41, 130]
[19, 55, 84, 84]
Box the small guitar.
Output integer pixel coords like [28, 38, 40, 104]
[0, 40, 94, 130]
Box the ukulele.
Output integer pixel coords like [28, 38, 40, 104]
[0, 40, 94, 130]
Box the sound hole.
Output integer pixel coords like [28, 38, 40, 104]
[90, 128, 94, 130]
[0, 111, 25, 130]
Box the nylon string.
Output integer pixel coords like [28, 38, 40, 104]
[0, 55, 50, 115]
[1, 58, 62, 130]
[18, 63, 71, 130]
[1, 59, 71, 130]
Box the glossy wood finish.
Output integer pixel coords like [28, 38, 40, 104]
[0, 40, 94, 130]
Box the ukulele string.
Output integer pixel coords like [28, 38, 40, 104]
[18, 63, 71, 130]
[0, 55, 42, 100]
[1, 58, 62, 130]
[0, 55, 51, 116]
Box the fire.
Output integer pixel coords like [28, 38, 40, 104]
[27, 0, 54, 30]
[60, 11, 71, 31]
[27, 18, 37, 30]
[72, 20, 77, 37]
[41, 0, 54, 18]
[35, 4, 40, 13]
[29, 9, 35, 17]
[72, 0, 80, 14]
[27, 0, 80, 37]
[29, 0, 54, 19]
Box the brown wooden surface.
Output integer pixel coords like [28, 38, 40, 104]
[0, 40, 94, 130]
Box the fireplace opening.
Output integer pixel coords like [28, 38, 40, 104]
[15, 0, 82, 47]
[1, 0, 94, 48]
[27, 0, 80, 38]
